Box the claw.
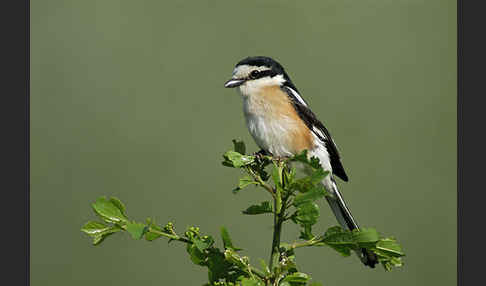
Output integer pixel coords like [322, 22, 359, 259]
[253, 149, 270, 165]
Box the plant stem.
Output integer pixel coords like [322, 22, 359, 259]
[269, 209, 284, 270]
[249, 265, 267, 280]
[148, 228, 192, 244]
[247, 167, 275, 198]
[290, 237, 322, 250]
[269, 162, 286, 272]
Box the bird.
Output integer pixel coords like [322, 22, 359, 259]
[224, 56, 378, 268]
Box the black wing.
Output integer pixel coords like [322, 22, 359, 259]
[282, 86, 349, 182]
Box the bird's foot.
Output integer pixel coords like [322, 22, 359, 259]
[253, 149, 270, 165]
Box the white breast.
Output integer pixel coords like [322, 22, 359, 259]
[242, 95, 299, 157]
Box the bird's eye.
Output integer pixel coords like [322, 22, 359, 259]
[249, 70, 260, 79]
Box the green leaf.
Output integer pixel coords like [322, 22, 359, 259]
[232, 139, 246, 155]
[194, 236, 215, 252]
[223, 249, 248, 270]
[275, 189, 282, 214]
[375, 238, 405, 257]
[223, 151, 255, 168]
[298, 225, 313, 241]
[290, 150, 321, 169]
[285, 167, 297, 186]
[81, 221, 110, 236]
[240, 278, 264, 286]
[321, 226, 355, 256]
[294, 202, 319, 225]
[92, 235, 108, 245]
[290, 150, 309, 165]
[90, 225, 122, 245]
[272, 163, 281, 187]
[272, 164, 284, 213]
[242, 201, 273, 215]
[258, 258, 271, 276]
[91, 196, 128, 224]
[126, 222, 147, 239]
[281, 272, 310, 284]
[293, 185, 327, 206]
[322, 226, 354, 244]
[233, 176, 258, 193]
[145, 224, 163, 241]
[308, 168, 329, 185]
[109, 197, 126, 215]
[220, 227, 237, 250]
[353, 228, 379, 247]
[207, 249, 232, 283]
[328, 244, 352, 257]
[187, 244, 207, 266]
[292, 202, 320, 240]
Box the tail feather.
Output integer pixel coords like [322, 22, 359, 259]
[325, 180, 378, 268]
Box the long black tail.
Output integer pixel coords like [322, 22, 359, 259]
[325, 180, 378, 268]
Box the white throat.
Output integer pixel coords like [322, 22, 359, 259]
[237, 74, 285, 97]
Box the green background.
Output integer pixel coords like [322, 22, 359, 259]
[31, 1, 456, 285]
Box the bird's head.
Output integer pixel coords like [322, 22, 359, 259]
[224, 56, 294, 96]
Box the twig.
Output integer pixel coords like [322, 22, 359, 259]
[148, 228, 192, 244]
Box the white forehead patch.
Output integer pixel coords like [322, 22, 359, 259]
[232, 64, 272, 79]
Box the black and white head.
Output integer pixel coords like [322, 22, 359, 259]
[224, 56, 304, 100]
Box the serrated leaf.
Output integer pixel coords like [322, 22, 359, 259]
[293, 202, 320, 240]
[281, 272, 310, 284]
[232, 139, 246, 155]
[126, 222, 147, 239]
[308, 156, 322, 169]
[223, 151, 255, 168]
[81, 221, 110, 236]
[294, 202, 319, 225]
[242, 201, 273, 215]
[321, 226, 355, 256]
[308, 168, 329, 185]
[291, 150, 322, 169]
[322, 226, 355, 245]
[91, 196, 128, 224]
[293, 185, 327, 206]
[291, 150, 309, 164]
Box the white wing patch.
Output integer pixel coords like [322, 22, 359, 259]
[312, 126, 327, 140]
[284, 86, 308, 107]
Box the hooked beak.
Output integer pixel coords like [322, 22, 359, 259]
[224, 78, 245, 88]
